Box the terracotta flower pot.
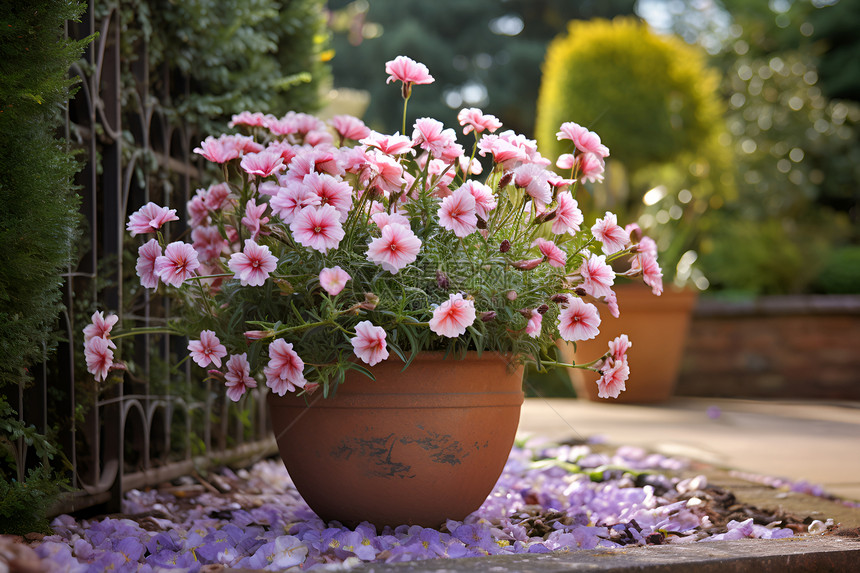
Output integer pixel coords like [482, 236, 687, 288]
[267, 352, 524, 528]
[559, 284, 698, 403]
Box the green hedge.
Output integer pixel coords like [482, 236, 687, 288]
[0, 2, 91, 389]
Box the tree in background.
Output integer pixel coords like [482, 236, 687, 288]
[326, 0, 636, 137]
[638, 0, 859, 294]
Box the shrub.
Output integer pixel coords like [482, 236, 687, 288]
[0, 2, 90, 387]
[535, 17, 729, 287]
[536, 17, 722, 172]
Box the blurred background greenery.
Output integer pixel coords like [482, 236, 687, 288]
[324, 0, 859, 298]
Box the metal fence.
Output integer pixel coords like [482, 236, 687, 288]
[17, 1, 276, 516]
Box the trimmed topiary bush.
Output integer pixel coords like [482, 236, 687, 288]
[536, 17, 722, 172]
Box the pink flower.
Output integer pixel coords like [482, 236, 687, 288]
[84, 336, 114, 382]
[371, 211, 410, 229]
[637, 250, 664, 296]
[290, 204, 345, 253]
[597, 359, 629, 399]
[136, 239, 162, 289]
[187, 330, 228, 368]
[412, 117, 457, 159]
[229, 111, 268, 128]
[126, 202, 179, 236]
[224, 353, 257, 402]
[319, 266, 351, 296]
[513, 163, 552, 207]
[241, 199, 269, 241]
[606, 290, 620, 318]
[193, 135, 241, 163]
[438, 186, 478, 237]
[591, 212, 630, 255]
[303, 173, 353, 222]
[556, 121, 610, 158]
[534, 238, 567, 268]
[578, 253, 615, 298]
[429, 293, 476, 338]
[460, 180, 496, 220]
[578, 152, 606, 184]
[263, 340, 306, 396]
[204, 182, 231, 211]
[457, 108, 503, 135]
[551, 191, 584, 235]
[350, 320, 389, 366]
[83, 311, 118, 347]
[228, 239, 278, 286]
[556, 153, 575, 170]
[360, 131, 415, 156]
[366, 223, 422, 274]
[154, 241, 200, 287]
[525, 309, 542, 338]
[240, 150, 286, 178]
[192, 226, 227, 262]
[187, 194, 209, 227]
[477, 133, 529, 168]
[385, 55, 434, 88]
[361, 151, 404, 195]
[270, 184, 321, 224]
[558, 297, 601, 342]
[608, 334, 632, 363]
[331, 114, 371, 142]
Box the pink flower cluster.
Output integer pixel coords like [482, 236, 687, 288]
[86, 54, 667, 403]
[83, 312, 120, 382]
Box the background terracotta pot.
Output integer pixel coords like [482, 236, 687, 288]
[558, 284, 698, 403]
[268, 352, 524, 529]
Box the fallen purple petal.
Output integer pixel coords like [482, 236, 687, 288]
[28, 441, 840, 570]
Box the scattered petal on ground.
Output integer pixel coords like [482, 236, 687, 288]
[30, 441, 839, 571]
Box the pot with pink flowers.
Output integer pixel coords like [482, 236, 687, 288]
[83, 55, 665, 528]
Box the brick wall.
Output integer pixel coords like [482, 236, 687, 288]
[676, 296, 860, 400]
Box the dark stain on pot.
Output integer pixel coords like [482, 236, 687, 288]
[401, 426, 468, 466]
[331, 427, 470, 478]
[331, 433, 416, 479]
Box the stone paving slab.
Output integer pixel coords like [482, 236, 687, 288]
[332, 537, 860, 572]
[518, 398, 860, 501]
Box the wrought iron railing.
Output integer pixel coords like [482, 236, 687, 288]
[18, 1, 276, 516]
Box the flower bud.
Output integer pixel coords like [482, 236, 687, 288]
[499, 239, 511, 253]
[517, 308, 532, 318]
[274, 278, 294, 295]
[575, 287, 588, 297]
[511, 258, 542, 271]
[476, 217, 487, 229]
[498, 172, 513, 190]
[550, 294, 569, 304]
[479, 311, 497, 322]
[436, 270, 449, 290]
[537, 304, 549, 315]
[506, 290, 518, 301]
[244, 330, 272, 341]
[360, 292, 379, 310]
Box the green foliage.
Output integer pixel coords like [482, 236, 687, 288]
[536, 17, 723, 173]
[116, 0, 331, 135]
[693, 2, 860, 294]
[327, 0, 636, 137]
[0, 465, 66, 535]
[812, 246, 860, 295]
[0, 1, 91, 387]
